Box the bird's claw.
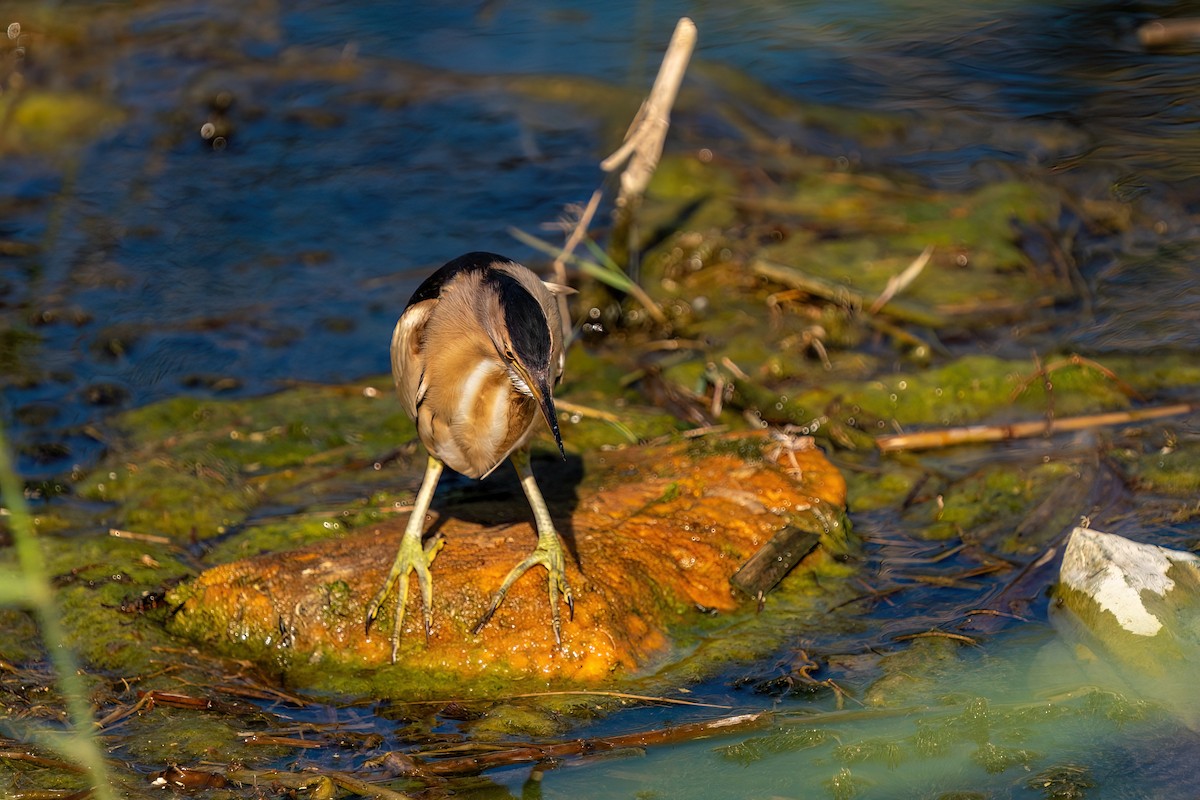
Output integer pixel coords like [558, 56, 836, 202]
[473, 537, 573, 644]
[365, 532, 443, 662]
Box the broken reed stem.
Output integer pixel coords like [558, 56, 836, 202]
[603, 16, 697, 285]
[877, 402, 1198, 453]
[0, 427, 117, 800]
[601, 16, 697, 209]
[519, 17, 694, 330]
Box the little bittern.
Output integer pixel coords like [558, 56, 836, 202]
[365, 251, 574, 660]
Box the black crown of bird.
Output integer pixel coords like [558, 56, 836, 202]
[365, 252, 574, 662]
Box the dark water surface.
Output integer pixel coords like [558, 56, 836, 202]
[4, 0, 1200, 481]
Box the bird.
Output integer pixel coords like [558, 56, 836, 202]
[365, 251, 574, 662]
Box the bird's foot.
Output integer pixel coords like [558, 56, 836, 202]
[365, 532, 444, 662]
[473, 534, 574, 644]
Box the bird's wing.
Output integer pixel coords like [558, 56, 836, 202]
[391, 298, 436, 418]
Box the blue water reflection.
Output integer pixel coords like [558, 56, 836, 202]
[3, 0, 1199, 482]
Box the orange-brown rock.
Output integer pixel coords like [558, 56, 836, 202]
[167, 431, 846, 682]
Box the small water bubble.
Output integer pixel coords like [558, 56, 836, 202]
[698, 147, 713, 163]
[934, 387, 943, 397]
[372, 462, 382, 471]
[897, 380, 907, 390]
[889, 393, 898, 402]
[7, 22, 19, 39]
[362, 386, 378, 398]
[200, 122, 216, 140]
[211, 136, 227, 151]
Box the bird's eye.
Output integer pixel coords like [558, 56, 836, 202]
[504, 348, 516, 361]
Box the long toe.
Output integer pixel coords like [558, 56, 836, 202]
[366, 532, 439, 662]
[475, 538, 573, 642]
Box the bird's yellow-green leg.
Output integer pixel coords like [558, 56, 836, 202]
[365, 455, 444, 662]
[473, 447, 574, 643]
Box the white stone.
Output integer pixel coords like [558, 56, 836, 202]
[1059, 526, 1200, 637]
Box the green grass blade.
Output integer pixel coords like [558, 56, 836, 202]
[0, 427, 118, 800]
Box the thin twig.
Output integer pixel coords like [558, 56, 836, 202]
[393, 689, 731, 710]
[753, 258, 948, 328]
[554, 399, 639, 443]
[108, 528, 172, 545]
[417, 711, 772, 776]
[876, 402, 1197, 453]
[550, 188, 604, 340]
[892, 630, 980, 646]
[867, 245, 933, 315]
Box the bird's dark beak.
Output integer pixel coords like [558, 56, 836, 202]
[510, 359, 565, 459]
[530, 373, 565, 460]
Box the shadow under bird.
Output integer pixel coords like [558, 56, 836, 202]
[365, 251, 575, 661]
